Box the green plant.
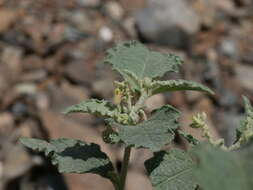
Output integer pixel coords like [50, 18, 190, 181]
[20, 41, 253, 190]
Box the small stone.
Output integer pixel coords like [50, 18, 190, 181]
[68, 11, 92, 33]
[0, 8, 19, 33]
[77, 0, 100, 7]
[64, 26, 85, 42]
[186, 91, 204, 103]
[36, 92, 50, 110]
[48, 82, 89, 112]
[10, 102, 28, 117]
[191, 0, 216, 26]
[219, 38, 238, 57]
[0, 112, 14, 134]
[235, 64, 253, 92]
[4, 145, 33, 179]
[23, 55, 44, 70]
[105, 1, 124, 20]
[99, 26, 113, 42]
[135, 0, 200, 48]
[18, 120, 37, 138]
[1, 46, 23, 80]
[20, 69, 47, 82]
[65, 62, 95, 84]
[123, 17, 137, 38]
[92, 79, 114, 99]
[14, 83, 37, 95]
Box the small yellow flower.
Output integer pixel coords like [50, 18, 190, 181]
[114, 88, 122, 104]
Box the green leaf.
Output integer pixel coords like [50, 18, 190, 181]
[193, 143, 253, 190]
[145, 149, 196, 190]
[121, 69, 141, 91]
[151, 79, 214, 95]
[20, 138, 114, 179]
[178, 130, 199, 145]
[63, 99, 117, 118]
[104, 41, 183, 81]
[117, 105, 180, 151]
[236, 96, 253, 142]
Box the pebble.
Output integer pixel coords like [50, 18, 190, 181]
[0, 112, 14, 133]
[14, 83, 37, 95]
[235, 64, 253, 92]
[99, 26, 114, 42]
[135, 0, 200, 48]
[123, 17, 137, 37]
[77, 0, 101, 7]
[105, 1, 124, 20]
[36, 92, 50, 111]
[219, 38, 238, 57]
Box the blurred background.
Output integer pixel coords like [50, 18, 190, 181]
[0, 0, 253, 189]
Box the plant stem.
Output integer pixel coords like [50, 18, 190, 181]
[119, 146, 132, 190]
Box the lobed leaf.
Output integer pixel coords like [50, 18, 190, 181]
[63, 99, 118, 118]
[145, 149, 196, 190]
[104, 41, 183, 82]
[20, 138, 114, 179]
[117, 105, 180, 151]
[151, 79, 214, 95]
[193, 143, 253, 190]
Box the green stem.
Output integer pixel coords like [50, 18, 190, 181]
[131, 89, 148, 117]
[119, 146, 132, 190]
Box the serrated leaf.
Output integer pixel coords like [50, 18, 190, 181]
[236, 96, 253, 142]
[193, 143, 253, 190]
[151, 79, 214, 95]
[20, 138, 114, 179]
[117, 105, 180, 151]
[104, 41, 183, 82]
[63, 99, 118, 118]
[145, 149, 196, 190]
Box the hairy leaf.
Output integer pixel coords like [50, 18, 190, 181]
[236, 96, 253, 142]
[104, 41, 183, 82]
[63, 99, 117, 118]
[145, 149, 196, 190]
[20, 138, 114, 179]
[193, 143, 253, 190]
[117, 105, 180, 151]
[151, 80, 214, 95]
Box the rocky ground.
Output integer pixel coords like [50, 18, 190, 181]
[0, 0, 253, 189]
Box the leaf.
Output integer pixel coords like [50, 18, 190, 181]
[117, 105, 180, 151]
[121, 69, 141, 90]
[178, 130, 199, 145]
[20, 138, 114, 179]
[104, 41, 183, 81]
[63, 99, 118, 118]
[192, 143, 253, 190]
[236, 96, 253, 142]
[151, 79, 214, 95]
[145, 149, 196, 190]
